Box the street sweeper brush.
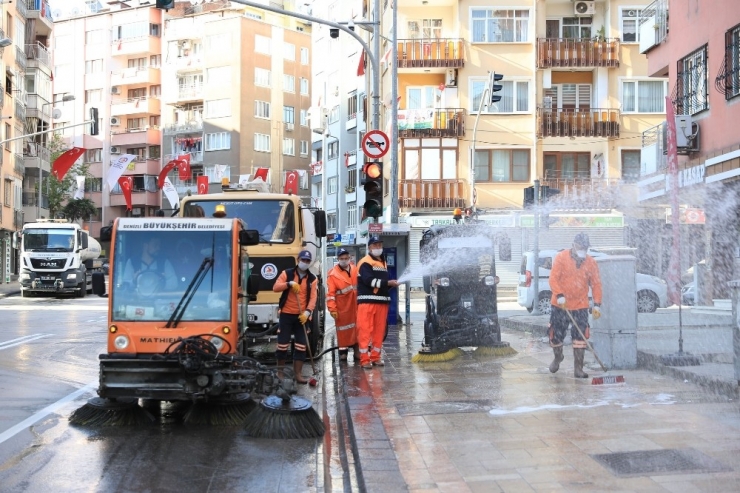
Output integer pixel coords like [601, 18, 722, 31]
[69, 398, 156, 427]
[473, 343, 518, 358]
[183, 394, 257, 426]
[244, 395, 324, 439]
[412, 347, 464, 363]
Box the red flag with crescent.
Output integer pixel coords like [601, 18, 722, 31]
[197, 175, 209, 195]
[357, 49, 366, 76]
[177, 154, 191, 181]
[253, 167, 269, 182]
[118, 176, 133, 211]
[52, 147, 86, 181]
[283, 170, 299, 195]
[157, 159, 179, 189]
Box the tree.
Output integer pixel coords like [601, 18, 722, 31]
[63, 198, 98, 223]
[46, 132, 93, 219]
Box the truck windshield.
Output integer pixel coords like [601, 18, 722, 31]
[23, 229, 75, 252]
[182, 199, 295, 244]
[110, 230, 233, 322]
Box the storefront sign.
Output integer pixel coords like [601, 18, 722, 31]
[520, 215, 624, 228]
[664, 207, 706, 224]
[666, 163, 705, 190]
[405, 215, 515, 228]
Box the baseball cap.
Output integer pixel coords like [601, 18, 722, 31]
[337, 248, 350, 257]
[573, 233, 590, 248]
[298, 250, 312, 261]
[368, 236, 382, 246]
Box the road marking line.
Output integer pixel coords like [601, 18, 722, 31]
[0, 334, 51, 350]
[0, 381, 97, 446]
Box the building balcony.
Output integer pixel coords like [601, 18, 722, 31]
[25, 42, 51, 71]
[111, 67, 161, 87]
[176, 85, 204, 102]
[541, 175, 639, 209]
[23, 191, 49, 209]
[537, 38, 620, 68]
[110, 190, 161, 208]
[111, 97, 161, 116]
[163, 121, 203, 135]
[398, 108, 465, 138]
[14, 154, 25, 176]
[122, 158, 161, 176]
[536, 107, 620, 138]
[24, 1, 53, 36]
[171, 55, 204, 72]
[111, 127, 162, 147]
[111, 36, 162, 57]
[24, 94, 50, 119]
[15, 45, 27, 73]
[399, 179, 466, 210]
[639, 0, 669, 54]
[397, 38, 465, 69]
[23, 143, 50, 172]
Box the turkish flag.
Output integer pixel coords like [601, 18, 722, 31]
[197, 175, 209, 195]
[177, 154, 191, 181]
[157, 159, 179, 189]
[52, 147, 86, 181]
[253, 167, 269, 182]
[357, 49, 366, 76]
[118, 176, 133, 211]
[283, 170, 299, 195]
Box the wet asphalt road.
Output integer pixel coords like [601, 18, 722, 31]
[0, 294, 325, 493]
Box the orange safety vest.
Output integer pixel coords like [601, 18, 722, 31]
[549, 249, 602, 310]
[326, 263, 358, 347]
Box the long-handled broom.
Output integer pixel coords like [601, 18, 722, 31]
[564, 308, 625, 385]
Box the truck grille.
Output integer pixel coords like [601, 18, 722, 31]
[30, 258, 67, 269]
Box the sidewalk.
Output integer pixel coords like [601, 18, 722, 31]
[0, 280, 20, 298]
[330, 302, 740, 492]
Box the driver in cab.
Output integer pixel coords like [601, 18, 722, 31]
[122, 237, 178, 291]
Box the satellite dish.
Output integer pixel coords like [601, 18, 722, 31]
[52, 108, 62, 120]
[52, 9, 63, 20]
[70, 7, 81, 16]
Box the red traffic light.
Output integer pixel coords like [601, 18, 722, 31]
[363, 162, 382, 179]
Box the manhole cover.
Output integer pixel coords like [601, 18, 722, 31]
[592, 448, 730, 477]
[396, 400, 492, 416]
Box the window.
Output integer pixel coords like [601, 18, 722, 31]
[327, 212, 337, 230]
[283, 74, 295, 92]
[150, 115, 160, 128]
[620, 9, 642, 42]
[328, 177, 338, 194]
[205, 99, 231, 118]
[543, 84, 592, 111]
[471, 9, 530, 43]
[85, 29, 105, 45]
[403, 138, 458, 180]
[254, 133, 270, 152]
[471, 79, 530, 113]
[622, 80, 667, 113]
[85, 149, 102, 162]
[128, 87, 147, 100]
[676, 46, 708, 115]
[85, 89, 102, 104]
[150, 54, 161, 67]
[283, 42, 295, 61]
[348, 167, 358, 189]
[543, 152, 590, 180]
[329, 105, 340, 123]
[126, 147, 147, 160]
[561, 17, 592, 39]
[474, 149, 530, 183]
[300, 47, 309, 64]
[87, 178, 103, 192]
[150, 85, 161, 97]
[283, 106, 295, 124]
[407, 86, 440, 109]
[300, 78, 309, 95]
[255, 35, 271, 55]
[255, 100, 270, 119]
[283, 138, 295, 156]
[347, 203, 357, 229]
[205, 132, 231, 151]
[207, 66, 231, 85]
[85, 59, 103, 74]
[720, 25, 740, 100]
[4, 179, 11, 207]
[300, 109, 308, 126]
[621, 150, 641, 182]
[127, 117, 146, 131]
[149, 145, 161, 159]
[300, 140, 309, 156]
[113, 22, 151, 40]
[128, 57, 146, 69]
[328, 141, 339, 160]
[347, 91, 358, 118]
[407, 19, 443, 39]
[255, 67, 271, 87]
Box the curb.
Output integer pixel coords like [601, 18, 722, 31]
[0, 290, 20, 299]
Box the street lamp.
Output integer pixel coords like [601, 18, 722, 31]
[37, 94, 77, 219]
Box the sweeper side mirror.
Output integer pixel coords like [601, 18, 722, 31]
[423, 276, 432, 294]
[239, 229, 260, 246]
[92, 272, 107, 297]
[246, 273, 259, 301]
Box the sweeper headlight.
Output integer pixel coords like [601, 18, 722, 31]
[113, 335, 129, 350]
[210, 336, 224, 351]
[483, 275, 499, 286]
[438, 277, 450, 287]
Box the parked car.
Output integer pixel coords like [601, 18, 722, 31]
[517, 249, 670, 314]
[681, 282, 696, 306]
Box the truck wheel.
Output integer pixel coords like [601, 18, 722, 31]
[21, 289, 33, 298]
[76, 282, 86, 298]
[308, 313, 322, 358]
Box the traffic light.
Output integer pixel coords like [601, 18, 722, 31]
[362, 161, 383, 218]
[155, 0, 175, 10]
[540, 185, 560, 203]
[523, 186, 535, 208]
[330, 28, 339, 38]
[490, 72, 503, 104]
[90, 107, 99, 135]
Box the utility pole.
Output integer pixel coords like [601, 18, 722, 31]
[532, 179, 541, 315]
[390, 1, 399, 223]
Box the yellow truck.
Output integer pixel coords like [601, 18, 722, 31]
[179, 180, 327, 357]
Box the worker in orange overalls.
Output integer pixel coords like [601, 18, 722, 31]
[356, 237, 399, 369]
[326, 248, 359, 363]
[548, 233, 603, 378]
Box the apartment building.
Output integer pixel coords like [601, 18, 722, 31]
[637, 0, 740, 298]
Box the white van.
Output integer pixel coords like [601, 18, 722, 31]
[517, 249, 670, 314]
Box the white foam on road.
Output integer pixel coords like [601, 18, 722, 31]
[0, 381, 97, 446]
[0, 334, 51, 350]
[0, 305, 107, 311]
[489, 401, 611, 415]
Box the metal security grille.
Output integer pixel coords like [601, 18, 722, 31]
[673, 45, 709, 115]
[592, 448, 729, 477]
[716, 24, 740, 100]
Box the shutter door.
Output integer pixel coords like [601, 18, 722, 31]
[408, 228, 424, 289]
[522, 227, 627, 252]
[495, 230, 523, 288]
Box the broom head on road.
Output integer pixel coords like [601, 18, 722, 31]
[473, 343, 518, 358]
[411, 347, 464, 363]
[183, 394, 257, 426]
[244, 395, 324, 439]
[69, 397, 156, 427]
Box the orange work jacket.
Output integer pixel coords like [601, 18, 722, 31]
[326, 263, 358, 347]
[549, 249, 602, 310]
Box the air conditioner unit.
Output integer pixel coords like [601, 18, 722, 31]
[574, 1, 595, 16]
[285, 122, 294, 132]
[446, 69, 458, 87]
[110, 146, 121, 154]
[111, 86, 121, 95]
[675, 115, 700, 151]
[110, 117, 120, 126]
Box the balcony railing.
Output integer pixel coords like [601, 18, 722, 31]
[397, 38, 465, 68]
[536, 107, 620, 138]
[537, 38, 620, 68]
[639, 0, 669, 53]
[163, 121, 203, 134]
[15, 45, 27, 72]
[398, 108, 465, 138]
[541, 175, 637, 209]
[25, 42, 51, 68]
[23, 191, 48, 209]
[26, 1, 53, 21]
[399, 179, 466, 210]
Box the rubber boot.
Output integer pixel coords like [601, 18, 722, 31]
[293, 360, 308, 384]
[549, 346, 564, 373]
[573, 348, 589, 379]
[352, 344, 360, 363]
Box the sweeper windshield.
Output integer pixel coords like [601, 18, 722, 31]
[111, 228, 233, 322]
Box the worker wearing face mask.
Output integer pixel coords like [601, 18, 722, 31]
[547, 233, 603, 378]
[326, 248, 359, 363]
[273, 249, 318, 384]
[356, 237, 399, 369]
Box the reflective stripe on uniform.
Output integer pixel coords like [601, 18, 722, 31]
[572, 340, 588, 349]
[326, 296, 336, 301]
[294, 343, 307, 351]
[336, 322, 356, 331]
[337, 285, 356, 294]
[277, 343, 290, 351]
[371, 347, 381, 354]
[358, 294, 390, 302]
